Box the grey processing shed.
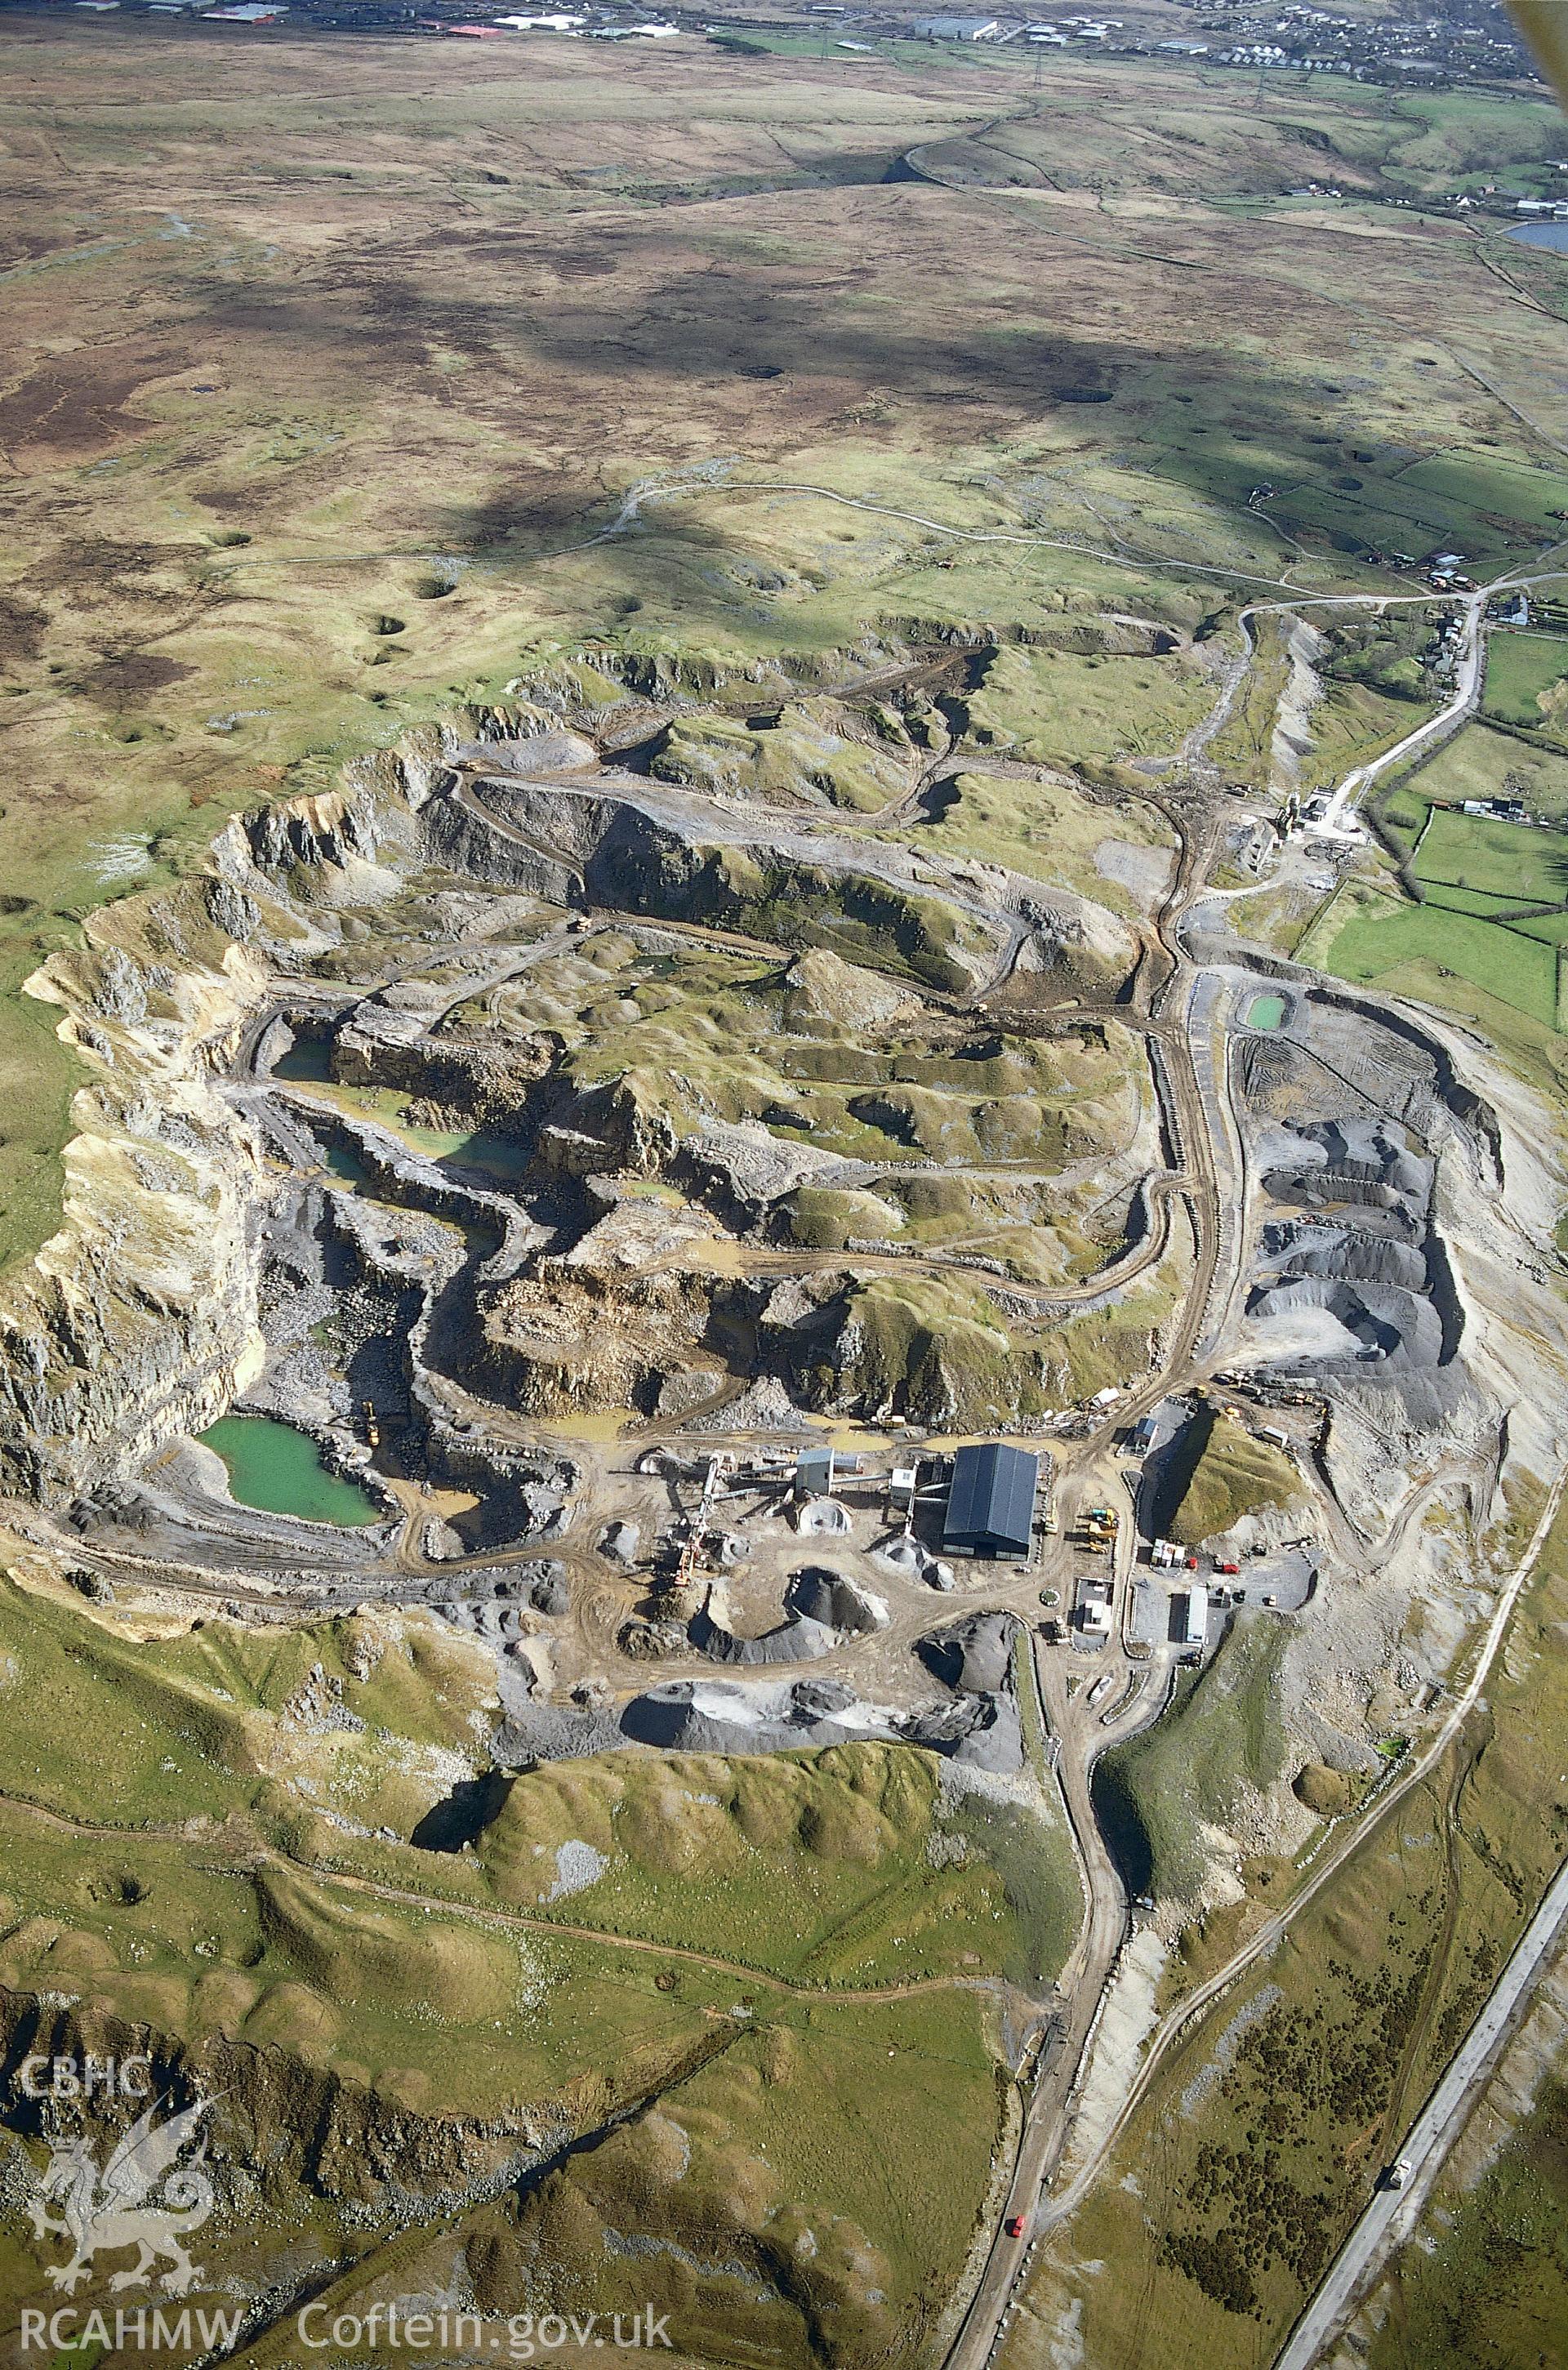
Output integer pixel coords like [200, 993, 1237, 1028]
[942, 1442, 1039, 1559]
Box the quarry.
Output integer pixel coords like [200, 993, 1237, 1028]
[11, 20, 1568, 2368]
[2, 542, 1567, 2370]
[3, 688, 1564, 2370]
[3, 654, 1561, 1916]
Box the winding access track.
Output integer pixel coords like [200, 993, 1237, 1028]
[942, 806, 1227, 2370]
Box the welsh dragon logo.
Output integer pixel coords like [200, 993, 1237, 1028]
[27, 2096, 215, 2296]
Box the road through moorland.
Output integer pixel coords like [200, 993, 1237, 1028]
[639, 470, 1568, 621]
[1274, 1847, 1568, 2370]
[1317, 580, 1487, 835]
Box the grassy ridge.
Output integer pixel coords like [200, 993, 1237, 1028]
[1315, 893, 1562, 1028]
[0, 1570, 1076, 1994]
[903, 765, 1176, 920]
[1166, 1409, 1302, 1547]
[1094, 1615, 1290, 1904]
[0, 1568, 1024, 2346]
[466, 1743, 1081, 1989]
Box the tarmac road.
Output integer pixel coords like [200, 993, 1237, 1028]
[939, 811, 1228, 2370]
[1273, 1848, 1568, 2370]
[1317, 586, 1487, 837]
[938, 688, 1568, 2363]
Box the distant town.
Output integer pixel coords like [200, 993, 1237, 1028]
[7, 0, 1540, 87]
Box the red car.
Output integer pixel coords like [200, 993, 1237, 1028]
[1216, 1561, 1241, 1576]
[1005, 2214, 1028, 2239]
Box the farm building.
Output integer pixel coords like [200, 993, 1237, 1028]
[942, 1442, 1039, 1559]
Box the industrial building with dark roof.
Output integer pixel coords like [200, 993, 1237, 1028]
[942, 1442, 1039, 1559]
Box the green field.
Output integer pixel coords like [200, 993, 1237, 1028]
[216, 1975, 1008, 2370]
[1310, 797, 1568, 1033]
[1511, 908, 1568, 945]
[1312, 889, 1562, 1029]
[1413, 804, 1568, 902]
[1420, 881, 1539, 916]
[1298, 679, 1424, 795]
[1481, 630, 1568, 730]
[1406, 719, 1568, 819]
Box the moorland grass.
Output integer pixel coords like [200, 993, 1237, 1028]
[5, 37, 1566, 1276]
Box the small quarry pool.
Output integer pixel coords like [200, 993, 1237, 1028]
[1246, 992, 1286, 1031]
[198, 1415, 381, 1527]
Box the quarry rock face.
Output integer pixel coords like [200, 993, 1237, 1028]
[0, 909, 274, 1502]
[0, 1987, 640, 2216]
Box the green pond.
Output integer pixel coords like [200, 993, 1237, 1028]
[322, 1138, 370, 1186]
[198, 1415, 382, 1527]
[274, 1031, 334, 1084]
[1246, 992, 1286, 1031]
